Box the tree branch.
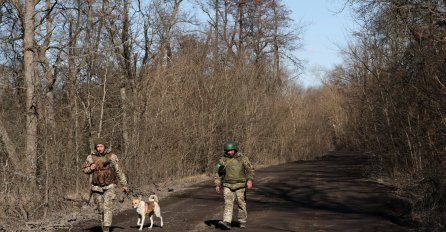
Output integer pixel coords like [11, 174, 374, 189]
[0, 120, 20, 170]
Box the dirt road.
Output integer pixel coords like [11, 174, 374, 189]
[64, 152, 416, 232]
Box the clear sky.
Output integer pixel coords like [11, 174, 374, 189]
[283, 0, 357, 88]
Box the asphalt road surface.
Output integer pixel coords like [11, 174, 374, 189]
[64, 152, 416, 232]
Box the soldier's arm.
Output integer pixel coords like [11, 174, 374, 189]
[110, 154, 128, 187]
[82, 155, 95, 174]
[213, 157, 225, 186]
[242, 156, 255, 181]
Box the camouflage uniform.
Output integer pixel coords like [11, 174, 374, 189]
[214, 152, 254, 225]
[83, 151, 128, 230]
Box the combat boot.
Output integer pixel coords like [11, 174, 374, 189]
[218, 220, 231, 230]
[102, 226, 109, 232]
[240, 223, 246, 229]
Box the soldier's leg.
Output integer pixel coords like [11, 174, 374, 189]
[93, 192, 105, 225]
[223, 187, 236, 223]
[102, 187, 116, 228]
[235, 188, 247, 224]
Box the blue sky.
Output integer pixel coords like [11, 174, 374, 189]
[283, 0, 357, 87]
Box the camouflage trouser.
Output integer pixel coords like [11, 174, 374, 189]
[223, 186, 247, 223]
[92, 186, 116, 227]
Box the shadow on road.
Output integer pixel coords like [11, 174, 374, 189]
[245, 152, 417, 231]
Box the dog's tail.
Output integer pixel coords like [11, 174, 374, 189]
[148, 194, 159, 203]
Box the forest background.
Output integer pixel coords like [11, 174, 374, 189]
[0, 0, 445, 231]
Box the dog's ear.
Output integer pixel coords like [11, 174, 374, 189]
[138, 195, 142, 200]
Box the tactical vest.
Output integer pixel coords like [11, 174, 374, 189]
[91, 153, 117, 187]
[222, 155, 246, 184]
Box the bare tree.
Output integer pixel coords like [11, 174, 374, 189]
[0, 0, 316, 229]
[324, 1, 446, 229]
[23, 0, 38, 196]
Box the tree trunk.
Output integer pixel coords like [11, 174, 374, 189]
[213, 0, 219, 68]
[272, 0, 281, 85]
[67, 1, 81, 195]
[121, 0, 131, 156]
[40, 0, 57, 130]
[237, 1, 244, 58]
[24, 0, 38, 192]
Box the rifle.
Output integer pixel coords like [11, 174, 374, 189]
[102, 159, 112, 167]
[81, 159, 112, 169]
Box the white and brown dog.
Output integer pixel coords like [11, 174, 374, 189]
[131, 195, 164, 230]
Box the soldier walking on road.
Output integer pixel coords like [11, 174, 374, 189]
[82, 138, 128, 232]
[214, 140, 255, 230]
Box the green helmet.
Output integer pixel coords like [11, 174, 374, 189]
[223, 140, 238, 151]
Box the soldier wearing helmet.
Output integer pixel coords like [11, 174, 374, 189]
[82, 138, 128, 232]
[214, 140, 254, 230]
